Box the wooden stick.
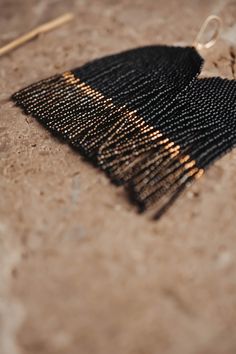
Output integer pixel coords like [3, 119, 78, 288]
[0, 13, 74, 57]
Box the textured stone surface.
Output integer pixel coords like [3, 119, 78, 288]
[0, 1, 236, 354]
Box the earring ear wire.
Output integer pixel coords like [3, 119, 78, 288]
[193, 15, 222, 50]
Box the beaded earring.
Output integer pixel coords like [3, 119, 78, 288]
[8, 15, 236, 218]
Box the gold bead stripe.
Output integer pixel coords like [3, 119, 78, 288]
[63, 71, 204, 180]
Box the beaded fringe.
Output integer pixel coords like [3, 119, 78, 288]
[12, 71, 205, 218]
[11, 45, 236, 218]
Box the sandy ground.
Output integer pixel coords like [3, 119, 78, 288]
[0, 0, 236, 353]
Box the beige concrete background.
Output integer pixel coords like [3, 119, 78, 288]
[0, 1, 236, 353]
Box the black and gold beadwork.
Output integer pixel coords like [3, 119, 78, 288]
[12, 45, 236, 218]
